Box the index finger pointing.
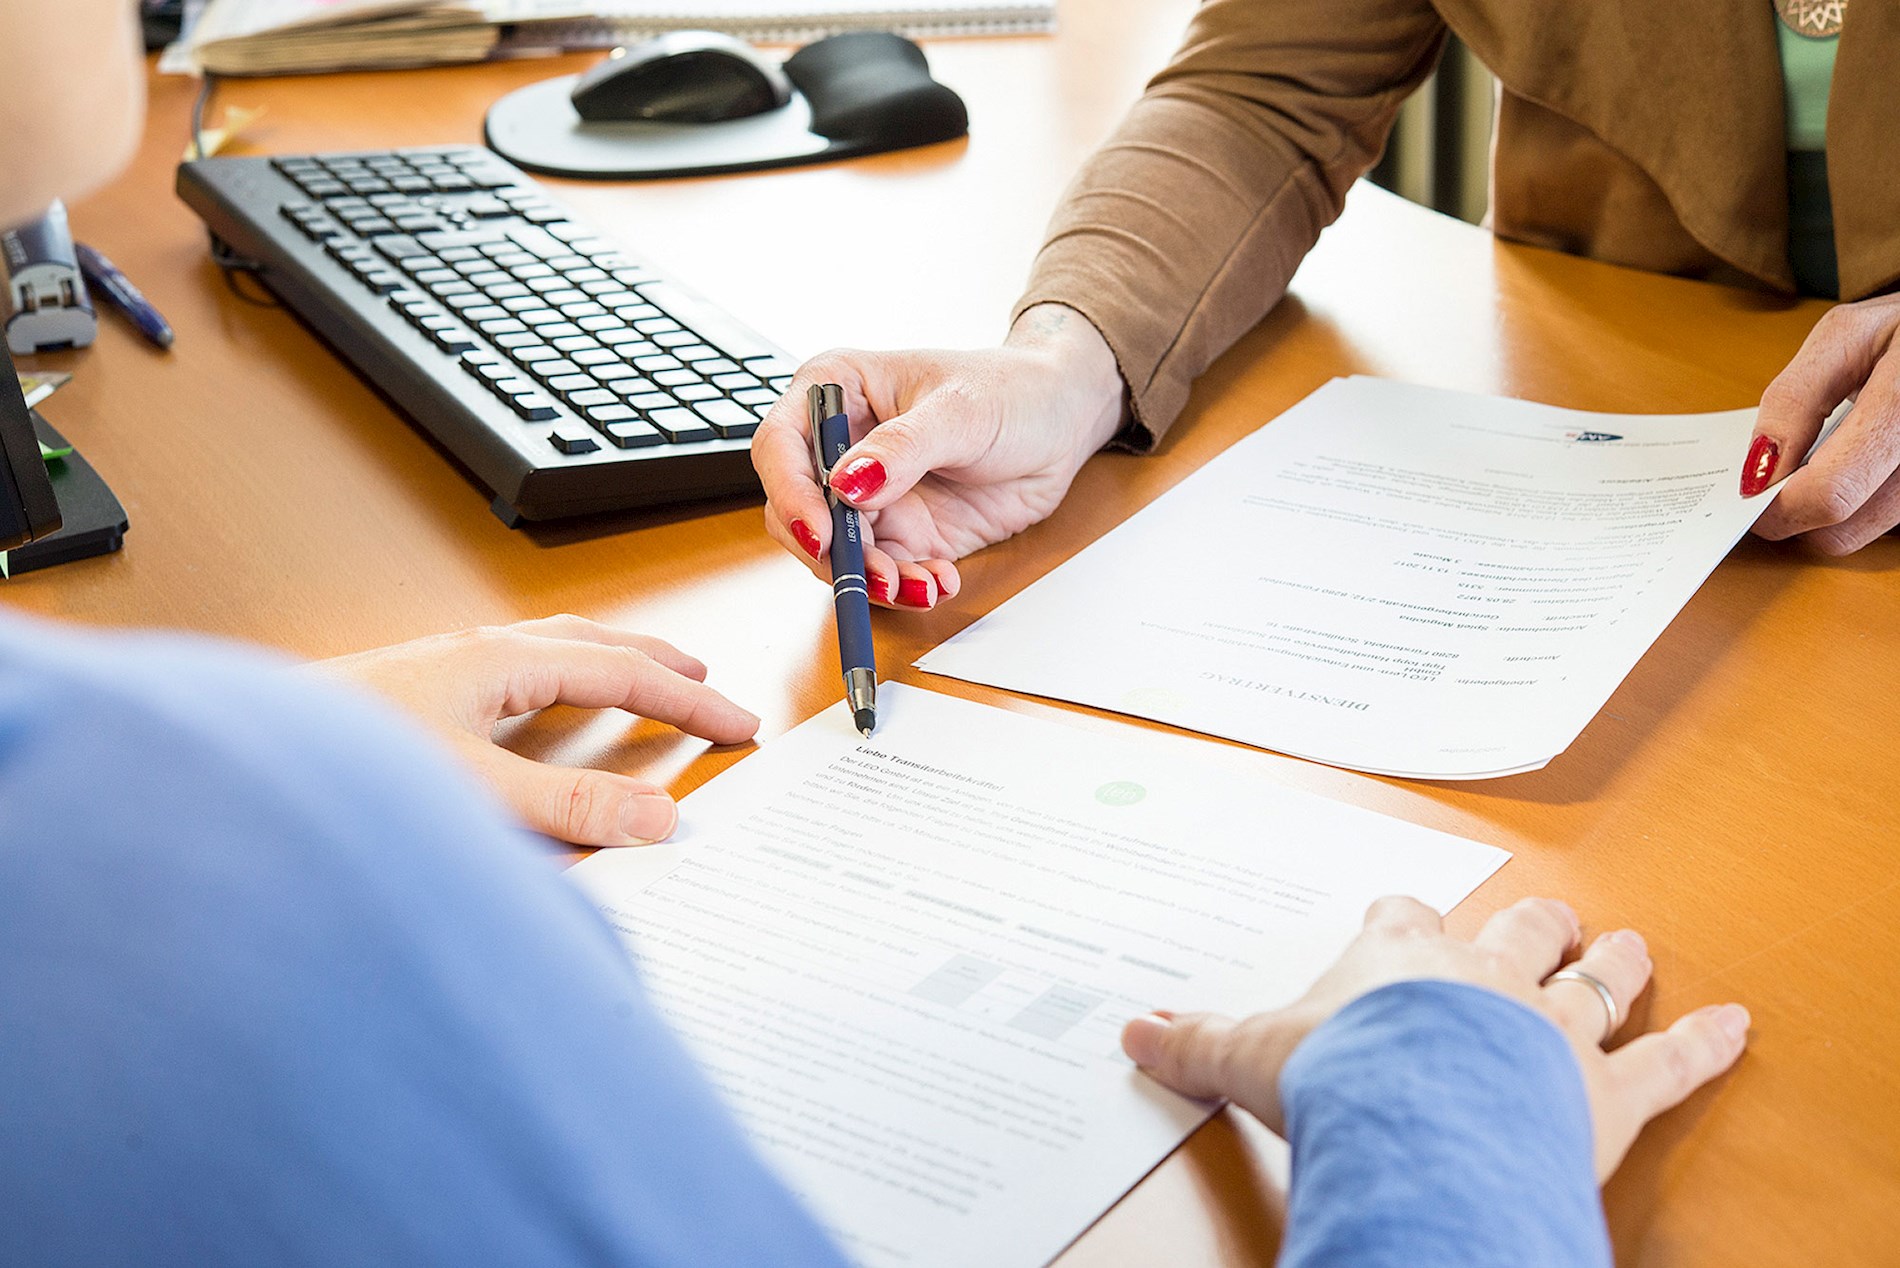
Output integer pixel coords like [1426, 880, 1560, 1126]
[499, 635, 761, 744]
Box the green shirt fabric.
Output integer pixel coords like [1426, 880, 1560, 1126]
[1777, 17, 1840, 296]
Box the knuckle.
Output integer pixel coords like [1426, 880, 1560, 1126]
[1802, 474, 1865, 528]
[1657, 1035, 1704, 1101]
[1806, 523, 1862, 556]
[558, 770, 621, 841]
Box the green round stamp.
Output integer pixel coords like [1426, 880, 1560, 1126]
[1094, 780, 1147, 806]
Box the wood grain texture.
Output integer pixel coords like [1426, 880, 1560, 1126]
[6, 5, 1897, 1263]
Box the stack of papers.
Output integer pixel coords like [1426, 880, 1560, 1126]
[180, 0, 1055, 75]
[919, 377, 1781, 778]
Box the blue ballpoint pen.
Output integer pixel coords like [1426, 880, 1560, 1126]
[74, 243, 174, 350]
[810, 383, 878, 736]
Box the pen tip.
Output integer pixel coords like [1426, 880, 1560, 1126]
[855, 709, 875, 737]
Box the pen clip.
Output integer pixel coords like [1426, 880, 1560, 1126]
[808, 383, 846, 503]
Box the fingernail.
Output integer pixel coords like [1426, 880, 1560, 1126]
[832, 457, 887, 504]
[790, 519, 822, 561]
[867, 571, 891, 602]
[617, 792, 676, 845]
[896, 576, 933, 609]
[1122, 1013, 1172, 1066]
[1741, 435, 1779, 497]
[1714, 1003, 1751, 1042]
[1607, 929, 1648, 957]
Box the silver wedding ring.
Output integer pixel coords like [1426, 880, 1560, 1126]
[1548, 967, 1620, 1043]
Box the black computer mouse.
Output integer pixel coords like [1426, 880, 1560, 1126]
[569, 32, 793, 124]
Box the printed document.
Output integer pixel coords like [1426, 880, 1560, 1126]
[918, 376, 1782, 779]
[571, 684, 1507, 1267]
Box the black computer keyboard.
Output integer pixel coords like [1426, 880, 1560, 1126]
[177, 146, 798, 524]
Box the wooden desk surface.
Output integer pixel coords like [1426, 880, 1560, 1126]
[10, 7, 1899, 1264]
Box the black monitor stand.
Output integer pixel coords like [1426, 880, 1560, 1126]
[1, 345, 127, 575]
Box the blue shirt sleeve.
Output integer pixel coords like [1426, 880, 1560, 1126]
[0, 620, 849, 1268]
[1277, 979, 1612, 1268]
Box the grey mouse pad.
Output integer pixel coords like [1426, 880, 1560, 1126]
[486, 74, 833, 179]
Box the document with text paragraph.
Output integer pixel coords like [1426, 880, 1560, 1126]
[570, 684, 1507, 1268]
[918, 376, 1783, 779]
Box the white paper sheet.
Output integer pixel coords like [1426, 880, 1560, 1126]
[571, 684, 1507, 1268]
[918, 377, 1783, 779]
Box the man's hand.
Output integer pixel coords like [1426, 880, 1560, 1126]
[1750, 293, 1900, 553]
[752, 304, 1127, 610]
[1121, 896, 1750, 1181]
[315, 615, 759, 848]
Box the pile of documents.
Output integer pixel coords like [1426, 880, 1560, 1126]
[579, 376, 1781, 1264]
[179, 0, 1057, 76]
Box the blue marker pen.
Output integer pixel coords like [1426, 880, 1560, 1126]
[75, 243, 174, 350]
[810, 382, 877, 736]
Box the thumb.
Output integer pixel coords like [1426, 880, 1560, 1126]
[829, 393, 997, 512]
[1121, 1010, 1241, 1101]
[458, 739, 680, 847]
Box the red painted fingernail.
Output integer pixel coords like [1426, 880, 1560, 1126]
[867, 571, 891, 602]
[832, 458, 887, 504]
[1740, 435, 1779, 497]
[790, 519, 822, 560]
[896, 576, 933, 608]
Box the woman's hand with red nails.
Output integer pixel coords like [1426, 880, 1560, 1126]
[1749, 293, 1900, 554]
[1122, 896, 1750, 1182]
[751, 305, 1128, 610]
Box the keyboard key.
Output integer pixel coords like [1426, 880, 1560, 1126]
[546, 374, 599, 396]
[626, 392, 674, 412]
[427, 326, 478, 353]
[742, 355, 800, 379]
[484, 323, 534, 340]
[634, 354, 682, 373]
[608, 378, 659, 398]
[491, 375, 537, 396]
[634, 316, 680, 335]
[674, 344, 723, 363]
[483, 282, 531, 300]
[571, 349, 618, 367]
[598, 328, 646, 347]
[437, 246, 482, 262]
[370, 232, 431, 260]
[695, 399, 761, 438]
[551, 335, 600, 353]
[733, 387, 778, 406]
[558, 302, 607, 319]
[459, 305, 508, 323]
[528, 359, 582, 381]
[548, 424, 599, 454]
[511, 262, 556, 280]
[460, 350, 502, 374]
[500, 296, 544, 313]
[576, 315, 625, 333]
[466, 269, 511, 287]
[509, 392, 560, 421]
[586, 403, 639, 425]
[647, 408, 715, 444]
[713, 372, 762, 390]
[603, 420, 664, 448]
[513, 346, 563, 364]
[520, 309, 564, 327]
[541, 289, 589, 306]
[360, 270, 404, 294]
[593, 364, 640, 383]
[671, 384, 720, 403]
[569, 388, 617, 409]
[652, 330, 696, 349]
[653, 368, 703, 388]
[538, 323, 584, 341]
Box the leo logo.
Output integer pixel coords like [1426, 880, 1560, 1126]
[1565, 431, 1623, 443]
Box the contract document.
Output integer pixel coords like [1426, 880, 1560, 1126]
[571, 684, 1508, 1267]
[918, 376, 1783, 779]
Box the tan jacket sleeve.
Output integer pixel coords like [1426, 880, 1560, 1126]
[1014, 0, 1448, 449]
